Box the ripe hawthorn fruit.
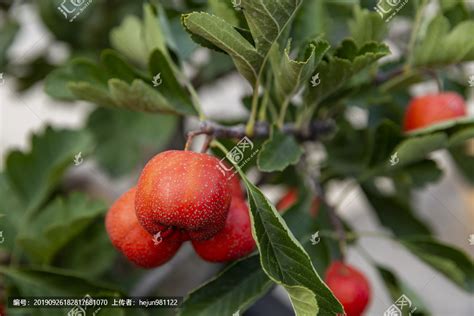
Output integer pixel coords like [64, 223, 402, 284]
[106, 188, 182, 268]
[325, 261, 371, 316]
[276, 188, 320, 217]
[192, 197, 255, 262]
[135, 150, 232, 241]
[403, 92, 467, 131]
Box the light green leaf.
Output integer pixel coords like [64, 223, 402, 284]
[406, 116, 474, 137]
[448, 126, 474, 147]
[143, 3, 168, 57]
[257, 127, 303, 172]
[392, 133, 448, 167]
[110, 15, 149, 65]
[5, 127, 94, 213]
[17, 192, 107, 264]
[305, 40, 390, 105]
[241, 176, 343, 315]
[108, 78, 181, 114]
[179, 256, 272, 316]
[348, 6, 387, 47]
[68, 81, 117, 106]
[208, 0, 240, 27]
[86, 107, 177, 177]
[0, 173, 25, 250]
[413, 14, 474, 66]
[275, 39, 330, 101]
[401, 237, 474, 292]
[182, 12, 263, 84]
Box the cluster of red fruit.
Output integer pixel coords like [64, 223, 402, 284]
[106, 150, 256, 268]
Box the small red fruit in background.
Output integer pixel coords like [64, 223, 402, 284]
[325, 261, 371, 316]
[135, 150, 232, 240]
[403, 92, 467, 132]
[192, 198, 255, 262]
[277, 188, 320, 217]
[106, 188, 182, 268]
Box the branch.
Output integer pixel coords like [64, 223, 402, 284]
[187, 120, 336, 142]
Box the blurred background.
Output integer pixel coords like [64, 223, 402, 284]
[1, 0, 473, 315]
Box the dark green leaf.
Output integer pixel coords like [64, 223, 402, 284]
[87, 107, 177, 177]
[449, 143, 474, 184]
[257, 127, 303, 172]
[179, 256, 272, 316]
[17, 192, 107, 264]
[5, 127, 94, 213]
[362, 183, 432, 237]
[241, 176, 343, 315]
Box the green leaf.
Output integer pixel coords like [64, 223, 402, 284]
[406, 116, 474, 137]
[53, 220, 117, 277]
[291, 0, 327, 47]
[148, 49, 197, 116]
[17, 192, 107, 264]
[5, 127, 94, 213]
[208, 0, 240, 27]
[257, 127, 303, 172]
[109, 3, 169, 66]
[179, 256, 272, 316]
[45, 59, 110, 101]
[86, 107, 177, 177]
[392, 133, 448, 168]
[305, 40, 390, 105]
[110, 15, 149, 65]
[376, 265, 431, 316]
[240, 177, 343, 315]
[413, 14, 474, 67]
[0, 19, 20, 67]
[362, 183, 432, 237]
[274, 39, 330, 101]
[241, 0, 303, 56]
[0, 173, 25, 251]
[348, 6, 387, 47]
[449, 143, 474, 184]
[181, 12, 263, 84]
[0, 266, 122, 316]
[401, 237, 474, 292]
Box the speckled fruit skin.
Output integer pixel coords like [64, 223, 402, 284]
[192, 198, 255, 262]
[325, 261, 371, 316]
[277, 188, 320, 217]
[106, 188, 182, 268]
[229, 174, 245, 200]
[403, 92, 467, 132]
[135, 150, 232, 241]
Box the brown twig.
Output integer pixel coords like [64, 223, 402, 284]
[185, 120, 336, 145]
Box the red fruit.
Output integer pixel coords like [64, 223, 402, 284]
[106, 188, 182, 268]
[192, 198, 255, 262]
[229, 173, 245, 199]
[135, 150, 232, 240]
[277, 188, 319, 217]
[403, 92, 467, 131]
[325, 261, 371, 316]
